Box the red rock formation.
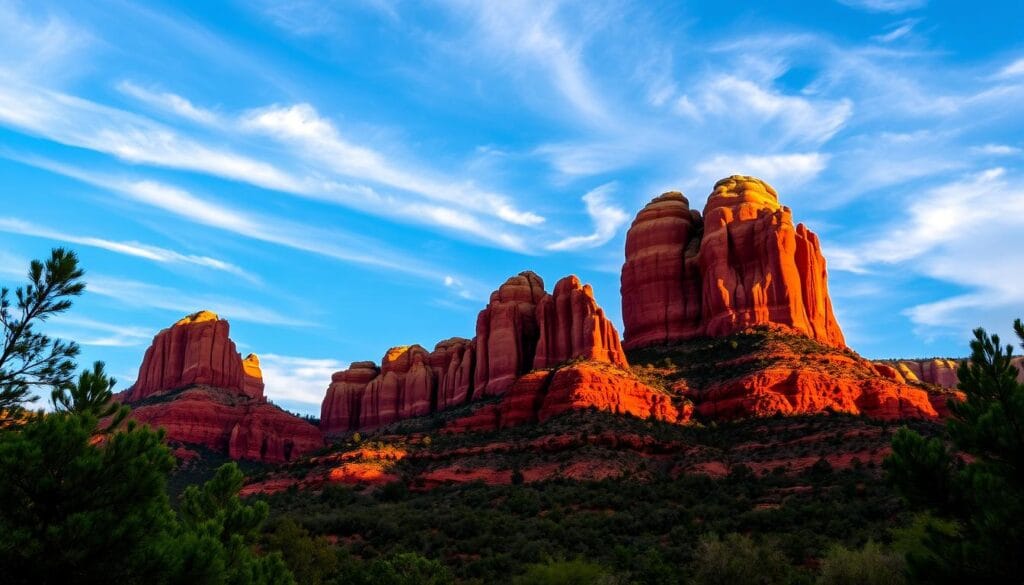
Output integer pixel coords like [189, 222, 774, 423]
[241, 354, 265, 400]
[360, 345, 434, 429]
[123, 311, 322, 462]
[621, 191, 704, 349]
[130, 387, 322, 463]
[474, 271, 547, 396]
[128, 311, 261, 401]
[621, 176, 845, 350]
[320, 271, 638, 434]
[430, 338, 475, 410]
[697, 368, 937, 421]
[882, 357, 1024, 390]
[446, 362, 689, 432]
[534, 276, 628, 370]
[320, 362, 379, 434]
[700, 177, 844, 346]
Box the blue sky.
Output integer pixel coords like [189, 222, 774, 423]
[1, 0, 1022, 415]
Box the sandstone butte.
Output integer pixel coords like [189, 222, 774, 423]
[616, 176, 955, 421]
[319, 274, 667, 435]
[122, 311, 322, 463]
[876, 357, 1024, 389]
[621, 175, 845, 350]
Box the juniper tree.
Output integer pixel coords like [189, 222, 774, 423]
[885, 319, 1024, 583]
[0, 248, 84, 418]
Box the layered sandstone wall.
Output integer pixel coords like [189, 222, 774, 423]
[123, 311, 322, 462]
[127, 311, 264, 402]
[320, 273, 630, 435]
[621, 176, 845, 350]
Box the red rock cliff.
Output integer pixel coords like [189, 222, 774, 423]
[534, 276, 628, 370]
[621, 176, 845, 350]
[621, 192, 704, 349]
[320, 272, 633, 435]
[127, 311, 263, 401]
[320, 361, 379, 434]
[124, 311, 322, 462]
[359, 345, 435, 429]
[474, 271, 547, 396]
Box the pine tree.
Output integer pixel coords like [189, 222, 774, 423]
[168, 463, 295, 585]
[885, 319, 1024, 582]
[0, 248, 85, 419]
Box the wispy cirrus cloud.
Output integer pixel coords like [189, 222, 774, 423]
[546, 183, 629, 251]
[693, 153, 830, 194]
[836, 0, 927, 13]
[240, 103, 544, 228]
[683, 76, 853, 146]
[46, 315, 153, 347]
[828, 168, 1024, 334]
[116, 81, 220, 125]
[11, 156, 471, 285]
[0, 217, 258, 283]
[87, 275, 312, 327]
[0, 75, 541, 252]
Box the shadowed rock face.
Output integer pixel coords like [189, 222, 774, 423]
[123, 312, 323, 463]
[319, 273, 631, 435]
[474, 271, 548, 397]
[127, 311, 264, 401]
[621, 176, 845, 350]
[128, 386, 322, 463]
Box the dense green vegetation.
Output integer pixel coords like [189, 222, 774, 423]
[257, 413, 929, 584]
[885, 319, 1024, 583]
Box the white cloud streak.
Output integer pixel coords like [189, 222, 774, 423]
[258, 353, 346, 406]
[116, 81, 219, 125]
[0, 217, 258, 282]
[87, 275, 312, 327]
[12, 156, 466, 285]
[546, 183, 629, 251]
[836, 0, 926, 13]
[694, 153, 830, 193]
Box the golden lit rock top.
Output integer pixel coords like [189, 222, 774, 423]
[242, 353, 262, 379]
[704, 175, 781, 214]
[174, 310, 220, 326]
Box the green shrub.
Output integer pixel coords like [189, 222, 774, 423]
[816, 541, 906, 585]
[513, 558, 620, 585]
[689, 533, 796, 585]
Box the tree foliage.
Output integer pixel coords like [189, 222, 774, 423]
[688, 533, 796, 585]
[885, 319, 1024, 582]
[0, 248, 84, 416]
[0, 361, 293, 584]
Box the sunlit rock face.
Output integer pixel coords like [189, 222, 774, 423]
[122, 311, 323, 463]
[319, 273, 633, 435]
[621, 176, 845, 350]
[534, 276, 629, 370]
[126, 310, 263, 401]
[445, 362, 689, 433]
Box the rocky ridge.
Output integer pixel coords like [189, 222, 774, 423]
[122, 311, 323, 463]
[320, 274, 646, 435]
